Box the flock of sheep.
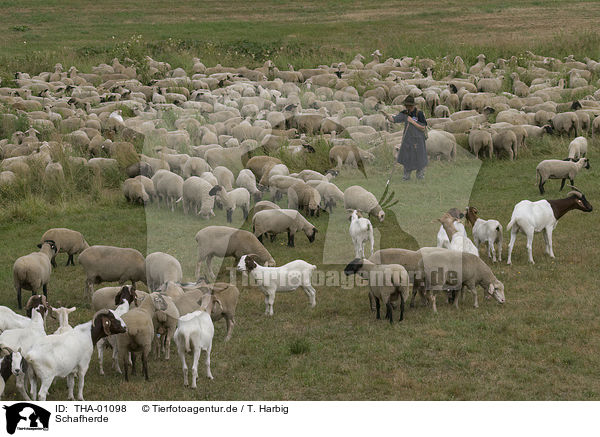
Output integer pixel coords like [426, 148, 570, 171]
[0, 49, 597, 400]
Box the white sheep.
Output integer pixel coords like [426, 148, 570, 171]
[145, 252, 183, 292]
[237, 255, 317, 316]
[173, 309, 215, 387]
[348, 210, 374, 259]
[208, 185, 250, 222]
[567, 136, 588, 161]
[343, 185, 384, 222]
[465, 206, 503, 262]
[506, 189, 593, 264]
[235, 169, 262, 201]
[13, 240, 57, 309]
[535, 158, 590, 194]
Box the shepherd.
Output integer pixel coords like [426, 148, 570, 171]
[386, 96, 428, 181]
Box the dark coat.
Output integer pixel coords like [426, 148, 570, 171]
[393, 109, 428, 171]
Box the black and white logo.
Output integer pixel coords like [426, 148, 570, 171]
[3, 403, 50, 434]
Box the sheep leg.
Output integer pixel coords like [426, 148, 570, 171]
[386, 301, 393, 325]
[398, 294, 405, 322]
[142, 351, 150, 381]
[469, 284, 478, 308]
[122, 353, 129, 381]
[560, 178, 566, 191]
[130, 352, 136, 375]
[66, 373, 75, 401]
[374, 297, 381, 319]
[205, 345, 213, 380]
[257, 234, 263, 243]
[191, 347, 200, 388]
[226, 209, 233, 223]
[369, 292, 375, 311]
[507, 228, 518, 265]
[178, 345, 188, 386]
[269, 233, 276, 242]
[16, 285, 22, 309]
[242, 206, 248, 220]
[42, 284, 48, 299]
[51, 255, 57, 268]
[287, 230, 294, 247]
[67, 254, 74, 266]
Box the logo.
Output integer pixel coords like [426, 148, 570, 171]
[3, 403, 50, 434]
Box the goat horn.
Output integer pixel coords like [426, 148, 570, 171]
[567, 184, 582, 192]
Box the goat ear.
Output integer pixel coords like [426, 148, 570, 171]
[102, 316, 112, 336]
[68, 307, 76, 313]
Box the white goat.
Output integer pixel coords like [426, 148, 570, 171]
[23, 310, 126, 401]
[0, 306, 32, 332]
[237, 255, 317, 316]
[465, 207, 503, 262]
[52, 307, 76, 334]
[438, 213, 479, 257]
[97, 299, 131, 376]
[173, 305, 215, 388]
[506, 190, 593, 264]
[436, 221, 467, 248]
[349, 210, 374, 258]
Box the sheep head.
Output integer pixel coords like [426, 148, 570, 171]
[343, 258, 363, 276]
[487, 281, 505, 304]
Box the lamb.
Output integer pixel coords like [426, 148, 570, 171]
[122, 178, 149, 204]
[465, 206, 503, 262]
[145, 252, 183, 291]
[173, 309, 215, 387]
[52, 307, 76, 334]
[567, 136, 588, 161]
[253, 209, 317, 247]
[208, 185, 250, 222]
[181, 176, 215, 218]
[436, 208, 467, 249]
[237, 255, 317, 316]
[437, 213, 479, 257]
[348, 210, 374, 259]
[535, 158, 590, 194]
[195, 226, 275, 281]
[79, 245, 146, 296]
[13, 240, 57, 309]
[343, 185, 385, 222]
[39, 228, 89, 267]
[116, 293, 176, 381]
[343, 258, 409, 324]
[287, 181, 322, 217]
[306, 180, 344, 212]
[417, 247, 505, 313]
[235, 169, 262, 201]
[506, 188, 593, 264]
[23, 309, 126, 400]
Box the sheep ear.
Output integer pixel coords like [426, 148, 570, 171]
[37, 243, 42, 248]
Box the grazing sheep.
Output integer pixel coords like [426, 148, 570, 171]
[122, 178, 149, 205]
[348, 210, 374, 259]
[506, 189, 593, 264]
[79, 245, 146, 296]
[134, 175, 157, 201]
[208, 185, 250, 222]
[174, 309, 215, 387]
[237, 255, 317, 316]
[13, 241, 57, 309]
[253, 200, 280, 214]
[287, 181, 322, 217]
[306, 180, 345, 212]
[212, 166, 235, 191]
[181, 176, 215, 218]
[116, 293, 176, 381]
[24, 309, 126, 400]
[39, 228, 89, 267]
[155, 171, 183, 211]
[418, 248, 505, 313]
[145, 252, 183, 292]
[551, 112, 580, 136]
[329, 145, 374, 170]
[268, 175, 300, 201]
[567, 136, 588, 160]
[426, 130, 457, 161]
[195, 226, 275, 281]
[235, 169, 262, 201]
[126, 161, 154, 178]
[492, 129, 517, 160]
[465, 206, 503, 262]
[468, 129, 493, 159]
[343, 258, 409, 324]
[343, 185, 385, 222]
[535, 158, 590, 194]
[253, 208, 317, 247]
[182, 157, 211, 179]
[245, 155, 282, 181]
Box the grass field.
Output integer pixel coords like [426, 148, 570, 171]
[0, 0, 599, 401]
